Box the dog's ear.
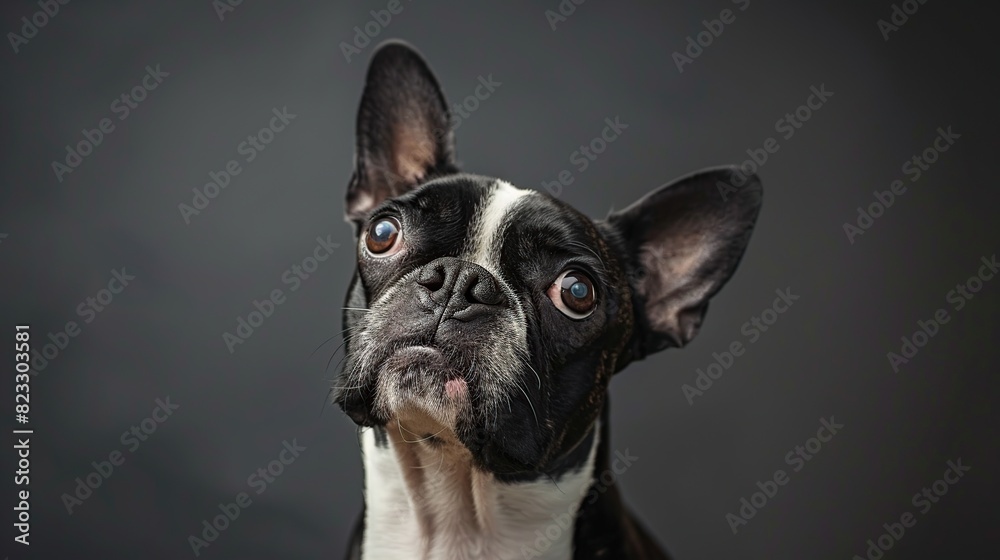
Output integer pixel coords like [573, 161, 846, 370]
[346, 41, 457, 225]
[599, 167, 762, 362]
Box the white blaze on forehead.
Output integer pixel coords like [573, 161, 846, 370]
[466, 180, 535, 274]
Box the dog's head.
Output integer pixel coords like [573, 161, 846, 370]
[335, 41, 762, 479]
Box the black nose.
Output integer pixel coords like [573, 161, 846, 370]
[416, 257, 506, 320]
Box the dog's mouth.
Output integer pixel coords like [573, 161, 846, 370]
[383, 345, 469, 401]
[385, 344, 445, 366]
[335, 338, 478, 429]
[335, 328, 568, 477]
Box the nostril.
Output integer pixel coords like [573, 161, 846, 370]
[466, 275, 503, 306]
[417, 264, 446, 292]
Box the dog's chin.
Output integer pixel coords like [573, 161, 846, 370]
[377, 345, 470, 428]
[338, 344, 552, 475]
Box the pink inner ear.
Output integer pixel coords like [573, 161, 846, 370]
[639, 234, 712, 297]
[637, 234, 718, 346]
[393, 125, 436, 183]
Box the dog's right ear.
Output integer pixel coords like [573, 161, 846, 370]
[345, 41, 458, 226]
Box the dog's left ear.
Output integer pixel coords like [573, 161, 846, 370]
[599, 167, 763, 363]
[345, 40, 457, 225]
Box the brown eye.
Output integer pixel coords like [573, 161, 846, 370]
[365, 217, 401, 255]
[548, 270, 597, 319]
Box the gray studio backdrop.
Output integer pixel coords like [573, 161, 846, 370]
[2, 1, 998, 559]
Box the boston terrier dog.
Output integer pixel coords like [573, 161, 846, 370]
[335, 41, 762, 560]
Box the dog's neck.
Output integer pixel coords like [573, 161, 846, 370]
[358, 413, 600, 560]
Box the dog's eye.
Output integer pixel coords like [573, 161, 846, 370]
[548, 270, 596, 319]
[365, 217, 402, 255]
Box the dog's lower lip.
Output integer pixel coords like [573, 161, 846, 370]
[392, 345, 468, 384]
[391, 345, 448, 372]
[397, 345, 441, 355]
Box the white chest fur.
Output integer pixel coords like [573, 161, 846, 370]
[359, 422, 599, 560]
